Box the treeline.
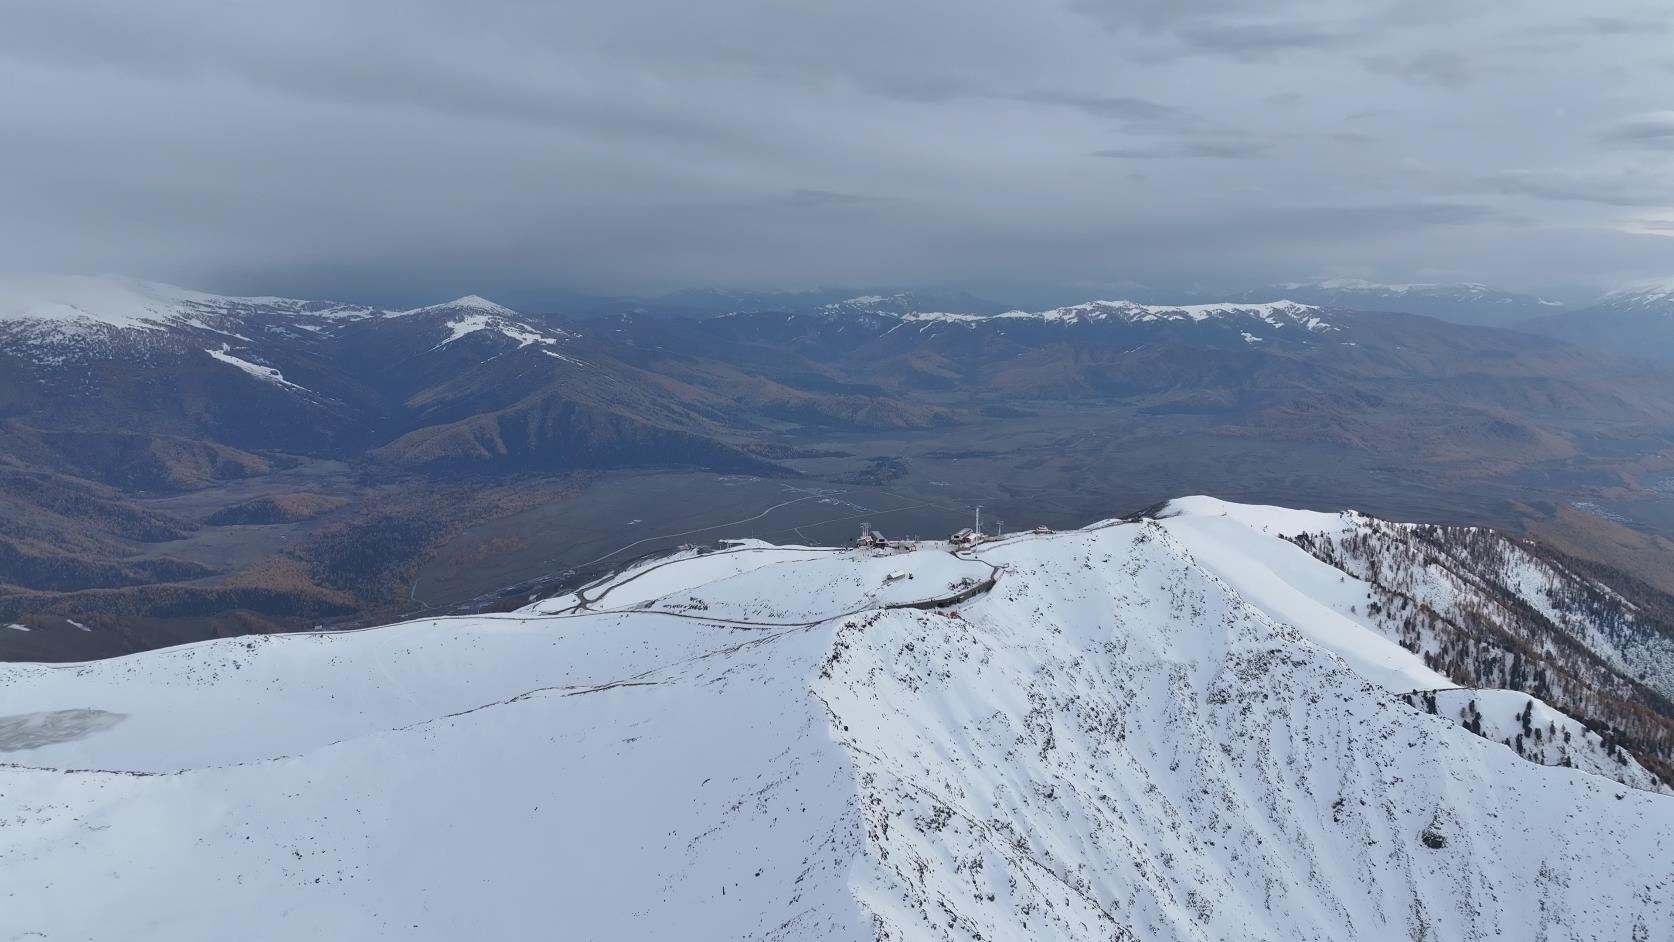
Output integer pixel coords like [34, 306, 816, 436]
[298, 513, 449, 600]
[0, 539, 214, 592]
[1289, 521, 1674, 788]
[0, 582, 354, 623]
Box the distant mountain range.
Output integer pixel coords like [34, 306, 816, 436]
[1211, 279, 1568, 328]
[565, 278, 1674, 369]
[6, 273, 1674, 657]
[1522, 278, 1674, 366]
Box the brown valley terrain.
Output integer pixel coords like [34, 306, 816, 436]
[6, 277, 1674, 662]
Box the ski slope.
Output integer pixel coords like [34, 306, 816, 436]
[3, 498, 1670, 940]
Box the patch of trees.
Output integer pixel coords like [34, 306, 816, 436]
[0, 540, 213, 592]
[0, 583, 353, 623]
[1290, 520, 1674, 788]
[298, 513, 448, 597]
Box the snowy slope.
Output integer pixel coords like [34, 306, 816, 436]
[388, 295, 576, 350]
[205, 346, 308, 392]
[3, 500, 1671, 940]
[1153, 497, 1672, 793]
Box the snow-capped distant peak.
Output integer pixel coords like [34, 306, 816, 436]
[398, 295, 522, 318]
[1602, 277, 1674, 311]
[0, 274, 224, 331]
[0, 274, 373, 338]
[890, 299, 1336, 332]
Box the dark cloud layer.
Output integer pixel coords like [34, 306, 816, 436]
[1, 0, 1672, 305]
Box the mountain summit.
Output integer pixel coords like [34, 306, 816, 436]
[5, 498, 1670, 940]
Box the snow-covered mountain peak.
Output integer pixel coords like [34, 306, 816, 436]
[398, 295, 572, 349]
[843, 297, 1338, 333]
[0, 273, 375, 351]
[4, 498, 1669, 939]
[1156, 494, 1359, 535]
[0, 273, 212, 330]
[400, 294, 522, 318]
[1601, 276, 1674, 312]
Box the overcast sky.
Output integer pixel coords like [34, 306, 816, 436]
[4, 0, 1674, 306]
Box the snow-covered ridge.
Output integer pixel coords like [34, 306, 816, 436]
[0, 273, 373, 333]
[832, 297, 1336, 332]
[0, 275, 542, 336]
[1247, 280, 1567, 317]
[0, 276, 576, 359]
[1601, 276, 1674, 312]
[3, 498, 1670, 939]
[401, 297, 575, 351]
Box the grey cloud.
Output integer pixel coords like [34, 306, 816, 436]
[1092, 140, 1269, 159]
[1020, 92, 1181, 122]
[857, 74, 1181, 126]
[1361, 50, 1483, 88]
[769, 189, 891, 209]
[1600, 112, 1674, 150]
[1264, 202, 1518, 232]
[1483, 169, 1674, 207]
[1522, 15, 1671, 37]
[1175, 20, 1364, 58]
[0, 0, 1672, 300]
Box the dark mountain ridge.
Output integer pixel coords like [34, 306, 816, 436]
[6, 275, 1674, 659]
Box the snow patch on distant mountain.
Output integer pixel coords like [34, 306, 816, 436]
[860, 299, 1336, 332]
[1600, 277, 1674, 314]
[3, 498, 1670, 940]
[390, 295, 575, 351]
[204, 347, 307, 392]
[1228, 280, 1566, 326]
[432, 313, 560, 349]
